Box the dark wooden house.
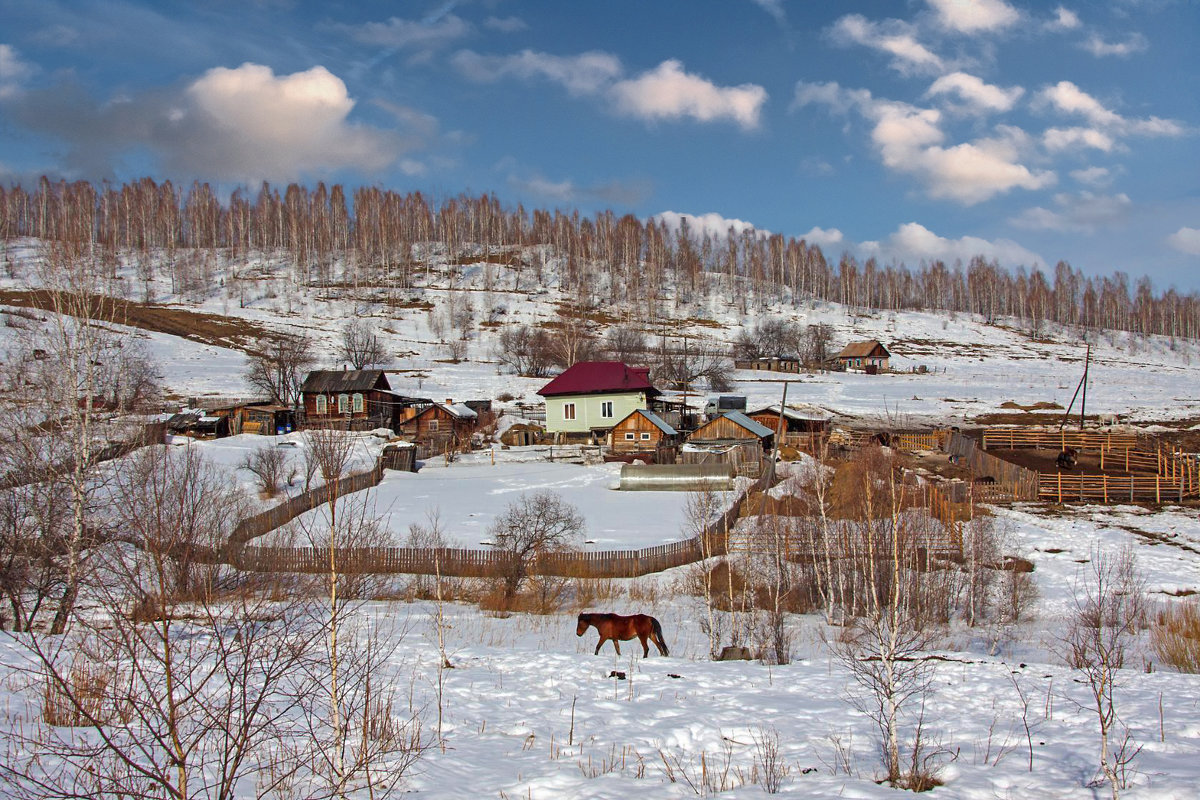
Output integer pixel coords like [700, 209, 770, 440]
[610, 409, 680, 455]
[836, 340, 892, 372]
[300, 370, 429, 431]
[398, 402, 479, 455]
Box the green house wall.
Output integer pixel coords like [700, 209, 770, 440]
[544, 391, 648, 433]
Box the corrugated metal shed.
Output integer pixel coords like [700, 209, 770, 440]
[619, 463, 734, 491]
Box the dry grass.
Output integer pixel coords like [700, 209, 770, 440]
[42, 663, 128, 727]
[1151, 601, 1200, 673]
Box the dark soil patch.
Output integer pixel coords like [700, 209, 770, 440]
[988, 447, 1151, 477]
[1000, 400, 1064, 412]
[0, 289, 274, 353]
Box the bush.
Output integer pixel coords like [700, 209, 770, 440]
[1151, 600, 1200, 672]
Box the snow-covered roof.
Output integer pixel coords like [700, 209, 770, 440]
[748, 404, 832, 422]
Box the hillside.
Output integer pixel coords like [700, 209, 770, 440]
[3, 237, 1199, 429]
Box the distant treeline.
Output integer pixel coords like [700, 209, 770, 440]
[2, 177, 1198, 341]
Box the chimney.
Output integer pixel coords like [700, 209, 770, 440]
[445, 398, 453, 405]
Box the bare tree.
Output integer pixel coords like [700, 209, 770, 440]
[338, 318, 389, 370]
[495, 324, 554, 378]
[487, 490, 585, 599]
[653, 334, 734, 393]
[1, 448, 322, 800]
[1061, 546, 1146, 798]
[245, 332, 315, 407]
[801, 323, 835, 369]
[604, 325, 647, 365]
[545, 314, 600, 370]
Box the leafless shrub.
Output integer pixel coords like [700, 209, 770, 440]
[751, 726, 792, 793]
[244, 332, 315, 407]
[496, 324, 554, 377]
[243, 446, 290, 498]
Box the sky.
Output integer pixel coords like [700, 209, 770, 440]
[0, 0, 1197, 289]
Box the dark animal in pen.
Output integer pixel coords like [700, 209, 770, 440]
[1056, 448, 1078, 470]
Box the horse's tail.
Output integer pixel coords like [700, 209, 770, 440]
[651, 616, 669, 657]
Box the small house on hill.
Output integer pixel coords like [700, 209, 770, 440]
[537, 361, 659, 442]
[610, 408, 680, 457]
[836, 340, 891, 372]
[213, 401, 296, 436]
[300, 369, 429, 431]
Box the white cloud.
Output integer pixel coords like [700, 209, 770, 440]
[452, 49, 622, 96]
[456, 51, 766, 129]
[337, 14, 470, 49]
[1070, 166, 1112, 187]
[609, 60, 767, 129]
[829, 15, 944, 75]
[1081, 33, 1148, 58]
[800, 226, 844, 249]
[1042, 126, 1116, 152]
[484, 16, 528, 33]
[795, 81, 1053, 205]
[176, 63, 402, 181]
[862, 222, 1043, 267]
[1036, 80, 1184, 138]
[925, 0, 1020, 34]
[0, 44, 36, 100]
[926, 71, 1024, 114]
[1166, 227, 1200, 256]
[1009, 191, 1132, 232]
[1046, 6, 1081, 30]
[655, 210, 762, 239]
[750, 0, 786, 25]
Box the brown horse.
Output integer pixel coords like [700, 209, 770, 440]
[576, 612, 669, 657]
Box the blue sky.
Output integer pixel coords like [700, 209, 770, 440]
[1, 0, 1197, 288]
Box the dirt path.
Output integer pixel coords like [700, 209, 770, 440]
[0, 289, 275, 353]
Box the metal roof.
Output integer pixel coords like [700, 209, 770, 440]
[748, 404, 831, 422]
[537, 361, 658, 398]
[300, 369, 390, 393]
[616, 408, 678, 435]
[836, 340, 891, 359]
[720, 411, 775, 438]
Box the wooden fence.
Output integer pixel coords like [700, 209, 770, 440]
[981, 428, 1140, 452]
[227, 458, 385, 548]
[1038, 472, 1196, 503]
[891, 430, 950, 452]
[0, 420, 167, 491]
[946, 431, 1040, 501]
[234, 464, 773, 578]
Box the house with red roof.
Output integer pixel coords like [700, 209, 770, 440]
[536, 361, 659, 440]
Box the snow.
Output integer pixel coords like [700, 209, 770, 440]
[2, 241, 1200, 797]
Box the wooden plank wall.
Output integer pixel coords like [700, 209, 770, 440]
[946, 431, 1040, 500]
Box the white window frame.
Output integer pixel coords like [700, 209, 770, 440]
[624, 432, 635, 441]
[315, 394, 327, 415]
[641, 432, 652, 441]
[563, 402, 576, 421]
[600, 401, 613, 418]
[352, 393, 364, 413]
[428, 419, 439, 432]
[338, 394, 348, 414]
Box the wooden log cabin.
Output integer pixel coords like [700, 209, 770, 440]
[609, 408, 680, 455]
[398, 402, 479, 454]
[687, 411, 775, 452]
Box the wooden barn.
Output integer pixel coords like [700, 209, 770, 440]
[300, 369, 429, 431]
[836, 340, 892, 372]
[747, 404, 831, 434]
[609, 409, 680, 455]
[687, 411, 775, 452]
[398, 402, 479, 455]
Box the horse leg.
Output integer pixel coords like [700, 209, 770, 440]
[594, 636, 605, 656]
[612, 639, 621, 656]
[638, 634, 649, 657]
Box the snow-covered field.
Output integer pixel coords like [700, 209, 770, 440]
[3, 241, 1200, 798]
